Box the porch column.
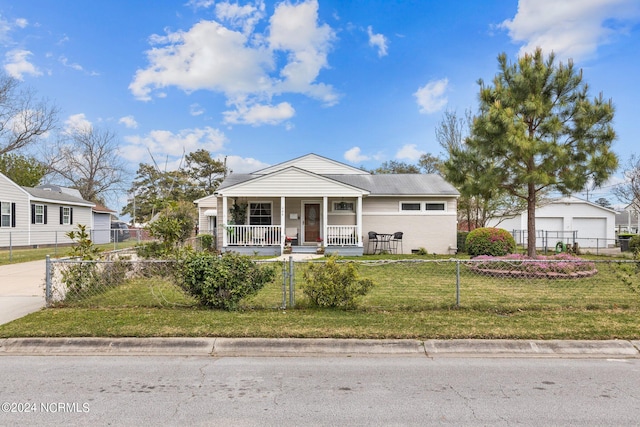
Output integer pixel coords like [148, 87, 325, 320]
[357, 196, 363, 247]
[323, 196, 328, 243]
[222, 196, 228, 247]
[280, 196, 285, 251]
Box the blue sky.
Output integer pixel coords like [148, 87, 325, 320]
[1, 0, 639, 206]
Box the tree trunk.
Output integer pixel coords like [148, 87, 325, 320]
[527, 183, 537, 257]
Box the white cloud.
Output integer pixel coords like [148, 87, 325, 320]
[186, 0, 215, 9]
[367, 26, 388, 57]
[122, 126, 227, 164]
[222, 154, 270, 174]
[64, 113, 92, 133]
[223, 101, 295, 126]
[215, 0, 265, 35]
[344, 147, 370, 163]
[414, 78, 448, 114]
[499, 0, 640, 62]
[118, 115, 138, 129]
[4, 49, 41, 80]
[190, 103, 204, 116]
[130, 0, 338, 123]
[59, 56, 83, 71]
[395, 144, 425, 161]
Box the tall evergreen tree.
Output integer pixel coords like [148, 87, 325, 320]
[446, 49, 617, 256]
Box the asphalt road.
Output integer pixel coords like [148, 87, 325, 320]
[1, 355, 639, 426]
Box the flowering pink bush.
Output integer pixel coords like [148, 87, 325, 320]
[471, 253, 596, 276]
[465, 227, 516, 257]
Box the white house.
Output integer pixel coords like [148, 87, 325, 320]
[487, 196, 616, 249]
[0, 172, 95, 248]
[195, 154, 460, 256]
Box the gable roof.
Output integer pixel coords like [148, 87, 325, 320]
[22, 186, 95, 207]
[217, 165, 459, 197]
[253, 153, 368, 176]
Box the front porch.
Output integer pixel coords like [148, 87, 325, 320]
[222, 224, 364, 256]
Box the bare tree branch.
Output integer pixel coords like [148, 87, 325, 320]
[0, 72, 58, 155]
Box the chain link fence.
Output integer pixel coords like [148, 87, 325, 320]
[44, 255, 640, 312]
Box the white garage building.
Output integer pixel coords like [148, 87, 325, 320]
[488, 196, 616, 249]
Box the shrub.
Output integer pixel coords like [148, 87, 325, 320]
[465, 227, 516, 257]
[199, 234, 214, 251]
[178, 251, 276, 310]
[147, 201, 196, 252]
[302, 256, 375, 309]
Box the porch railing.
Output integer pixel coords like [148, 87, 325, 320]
[326, 225, 359, 246]
[226, 225, 282, 246]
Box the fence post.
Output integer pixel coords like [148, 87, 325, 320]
[455, 260, 460, 307]
[9, 231, 12, 262]
[281, 260, 287, 309]
[288, 256, 295, 308]
[45, 255, 51, 306]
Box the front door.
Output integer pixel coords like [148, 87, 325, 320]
[304, 203, 320, 243]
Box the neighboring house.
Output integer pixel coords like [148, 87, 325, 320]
[0, 172, 95, 248]
[92, 203, 117, 244]
[487, 196, 616, 249]
[195, 154, 460, 256]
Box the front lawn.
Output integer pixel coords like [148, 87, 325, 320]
[1, 257, 639, 339]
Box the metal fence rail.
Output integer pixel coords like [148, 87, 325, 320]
[45, 257, 640, 311]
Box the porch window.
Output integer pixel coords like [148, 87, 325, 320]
[332, 201, 354, 212]
[249, 202, 272, 225]
[1, 202, 10, 227]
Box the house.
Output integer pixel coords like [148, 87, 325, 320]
[487, 196, 617, 249]
[0, 172, 95, 248]
[195, 154, 460, 256]
[92, 203, 117, 244]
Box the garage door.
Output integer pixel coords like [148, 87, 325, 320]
[572, 217, 607, 248]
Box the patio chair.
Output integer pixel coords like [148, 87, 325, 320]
[390, 231, 403, 254]
[367, 231, 379, 254]
[285, 227, 298, 246]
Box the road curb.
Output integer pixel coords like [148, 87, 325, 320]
[1, 337, 639, 357]
[424, 339, 640, 358]
[212, 338, 425, 357]
[0, 337, 216, 356]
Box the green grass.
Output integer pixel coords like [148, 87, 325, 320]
[1, 258, 639, 339]
[0, 240, 140, 265]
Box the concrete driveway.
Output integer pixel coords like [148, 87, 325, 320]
[0, 260, 46, 325]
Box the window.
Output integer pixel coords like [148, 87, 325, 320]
[333, 201, 354, 212]
[1, 202, 10, 227]
[425, 202, 446, 211]
[400, 202, 421, 211]
[32, 204, 46, 224]
[61, 206, 73, 225]
[249, 202, 272, 225]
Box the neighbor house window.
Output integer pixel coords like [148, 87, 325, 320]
[32, 204, 46, 224]
[61, 206, 72, 225]
[249, 202, 272, 225]
[1, 202, 11, 227]
[400, 202, 421, 211]
[425, 202, 446, 211]
[333, 201, 354, 212]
